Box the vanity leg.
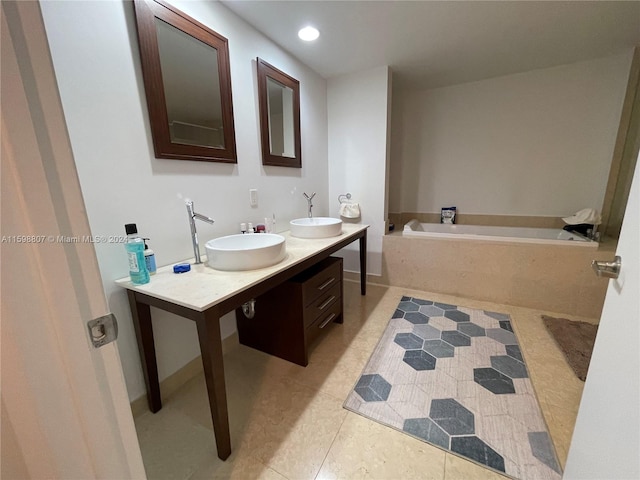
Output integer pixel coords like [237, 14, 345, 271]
[359, 230, 367, 295]
[196, 308, 231, 460]
[128, 290, 162, 413]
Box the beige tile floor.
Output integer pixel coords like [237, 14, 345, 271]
[135, 280, 596, 480]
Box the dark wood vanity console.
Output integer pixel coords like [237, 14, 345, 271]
[118, 225, 367, 461]
[236, 256, 343, 366]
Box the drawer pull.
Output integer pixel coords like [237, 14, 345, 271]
[317, 277, 335, 291]
[319, 313, 336, 329]
[318, 295, 336, 311]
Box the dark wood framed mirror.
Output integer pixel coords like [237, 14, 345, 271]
[133, 0, 237, 163]
[257, 58, 301, 168]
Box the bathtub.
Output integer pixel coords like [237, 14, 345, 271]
[403, 219, 597, 247]
[384, 218, 606, 318]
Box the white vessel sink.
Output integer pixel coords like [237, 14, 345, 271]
[205, 234, 286, 271]
[289, 217, 343, 239]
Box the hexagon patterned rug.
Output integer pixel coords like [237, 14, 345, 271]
[344, 296, 562, 480]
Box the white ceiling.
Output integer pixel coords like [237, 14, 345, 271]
[220, 0, 640, 89]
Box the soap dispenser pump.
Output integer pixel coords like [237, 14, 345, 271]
[143, 238, 157, 275]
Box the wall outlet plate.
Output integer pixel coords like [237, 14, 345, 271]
[250, 188, 258, 207]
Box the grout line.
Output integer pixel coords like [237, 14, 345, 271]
[314, 412, 350, 480]
[266, 462, 290, 480]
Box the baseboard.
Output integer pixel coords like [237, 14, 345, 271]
[343, 270, 383, 286]
[130, 332, 239, 418]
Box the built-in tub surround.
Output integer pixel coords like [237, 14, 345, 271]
[404, 220, 596, 247]
[379, 230, 612, 318]
[116, 223, 368, 460]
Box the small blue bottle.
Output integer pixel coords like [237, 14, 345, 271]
[125, 223, 150, 285]
[143, 238, 157, 275]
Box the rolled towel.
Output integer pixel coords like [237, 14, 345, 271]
[339, 202, 361, 219]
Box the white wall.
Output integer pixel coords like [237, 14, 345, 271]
[328, 66, 392, 276]
[41, 0, 328, 402]
[389, 52, 633, 217]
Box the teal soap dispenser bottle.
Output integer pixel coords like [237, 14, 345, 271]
[125, 223, 150, 284]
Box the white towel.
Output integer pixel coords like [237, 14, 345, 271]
[339, 202, 361, 219]
[562, 208, 601, 225]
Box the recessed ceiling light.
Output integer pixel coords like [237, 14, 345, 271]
[298, 26, 319, 42]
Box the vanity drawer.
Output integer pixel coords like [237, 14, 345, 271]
[298, 257, 342, 306]
[303, 282, 341, 328]
[236, 255, 343, 367]
[305, 297, 342, 347]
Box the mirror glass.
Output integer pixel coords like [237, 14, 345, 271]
[266, 77, 294, 157]
[257, 58, 301, 168]
[156, 19, 223, 148]
[133, 0, 237, 163]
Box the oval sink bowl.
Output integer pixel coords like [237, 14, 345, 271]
[290, 217, 343, 239]
[205, 234, 286, 271]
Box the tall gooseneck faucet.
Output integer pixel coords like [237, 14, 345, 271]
[185, 199, 214, 264]
[303, 192, 316, 218]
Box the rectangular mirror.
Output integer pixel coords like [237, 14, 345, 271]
[257, 58, 301, 168]
[134, 0, 237, 163]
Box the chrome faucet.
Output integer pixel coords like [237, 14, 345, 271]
[586, 224, 601, 242]
[185, 199, 214, 264]
[303, 192, 316, 218]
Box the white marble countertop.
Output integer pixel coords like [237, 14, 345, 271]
[115, 223, 368, 312]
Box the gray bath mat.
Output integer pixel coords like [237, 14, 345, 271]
[344, 296, 562, 480]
